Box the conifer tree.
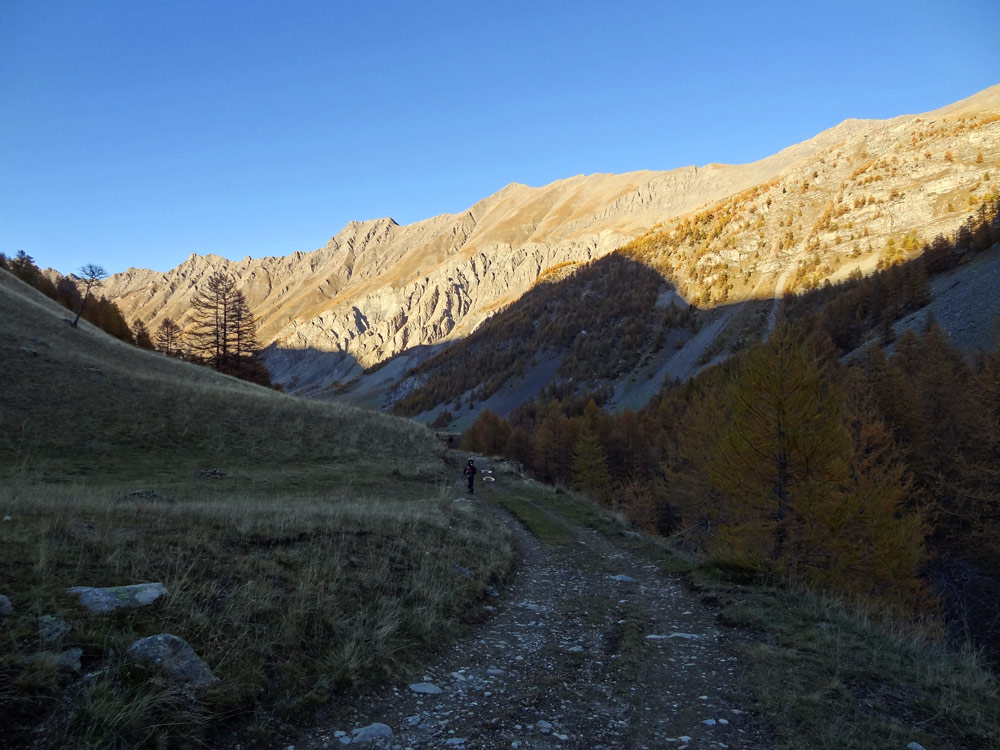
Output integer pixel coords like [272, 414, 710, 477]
[571, 426, 612, 503]
[155, 318, 183, 356]
[532, 414, 576, 484]
[9, 251, 40, 287]
[503, 426, 534, 469]
[133, 319, 155, 350]
[229, 290, 260, 360]
[190, 271, 238, 366]
[188, 271, 269, 383]
[822, 372, 926, 603]
[691, 325, 851, 571]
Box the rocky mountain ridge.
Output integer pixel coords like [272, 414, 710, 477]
[98, 84, 1000, 398]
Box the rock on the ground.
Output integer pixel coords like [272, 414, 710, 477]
[39, 614, 72, 643]
[0, 594, 12, 618]
[409, 682, 443, 694]
[126, 633, 219, 688]
[66, 582, 166, 614]
[350, 722, 393, 744]
[610, 574, 636, 583]
[56, 648, 83, 672]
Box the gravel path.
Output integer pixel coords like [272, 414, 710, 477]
[289, 467, 768, 750]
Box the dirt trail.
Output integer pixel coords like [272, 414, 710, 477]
[291, 465, 768, 749]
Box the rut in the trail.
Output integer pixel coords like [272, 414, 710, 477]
[292, 466, 768, 750]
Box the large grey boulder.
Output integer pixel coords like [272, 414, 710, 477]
[0, 594, 12, 619]
[126, 633, 219, 689]
[66, 582, 166, 614]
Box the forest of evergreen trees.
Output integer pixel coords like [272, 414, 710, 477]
[462, 196, 1000, 661]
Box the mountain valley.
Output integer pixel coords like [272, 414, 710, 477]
[95, 84, 1000, 421]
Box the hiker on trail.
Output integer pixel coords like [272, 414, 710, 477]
[464, 458, 477, 494]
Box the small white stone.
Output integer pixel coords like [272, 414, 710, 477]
[702, 719, 716, 726]
[907, 744, 927, 750]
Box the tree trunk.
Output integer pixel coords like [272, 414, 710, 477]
[71, 290, 90, 328]
[771, 416, 789, 562]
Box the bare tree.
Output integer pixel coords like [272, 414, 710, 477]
[71, 263, 107, 328]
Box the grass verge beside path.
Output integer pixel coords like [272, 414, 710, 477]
[1, 471, 513, 748]
[693, 570, 1000, 750]
[0, 273, 515, 747]
[486, 463, 1000, 750]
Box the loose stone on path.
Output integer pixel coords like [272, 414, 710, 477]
[409, 682, 443, 695]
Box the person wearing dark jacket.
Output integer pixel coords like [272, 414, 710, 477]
[464, 458, 477, 494]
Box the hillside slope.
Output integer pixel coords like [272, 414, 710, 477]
[98, 84, 1000, 398]
[0, 269, 515, 746]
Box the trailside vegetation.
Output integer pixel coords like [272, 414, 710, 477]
[0, 268, 512, 747]
[463, 197, 1000, 659]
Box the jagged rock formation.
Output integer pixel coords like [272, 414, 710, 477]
[100, 84, 1000, 396]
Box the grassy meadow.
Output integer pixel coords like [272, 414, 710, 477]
[0, 270, 512, 747]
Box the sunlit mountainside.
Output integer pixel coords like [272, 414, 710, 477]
[97, 84, 1000, 412]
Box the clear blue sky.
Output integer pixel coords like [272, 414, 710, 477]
[2, 1, 998, 275]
